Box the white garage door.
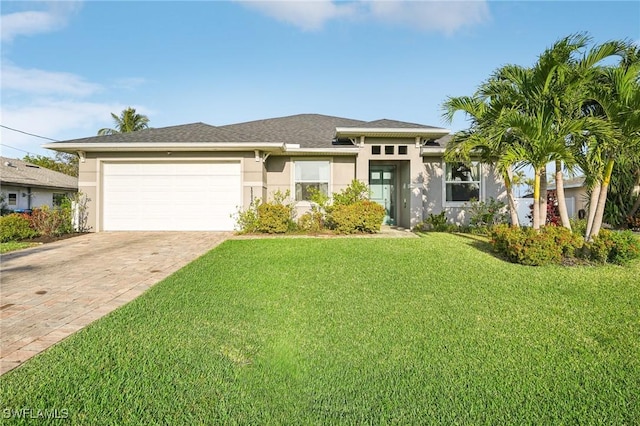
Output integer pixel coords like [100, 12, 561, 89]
[102, 162, 241, 231]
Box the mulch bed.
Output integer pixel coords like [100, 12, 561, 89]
[21, 233, 86, 244]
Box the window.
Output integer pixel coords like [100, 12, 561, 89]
[445, 162, 481, 202]
[385, 145, 394, 155]
[398, 145, 408, 155]
[294, 161, 329, 201]
[8, 193, 17, 206]
[371, 145, 381, 155]
[53, 193, 67, 207]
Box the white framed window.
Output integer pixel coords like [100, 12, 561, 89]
[444, 162, 481, 204]
[294, 160, 330, 201]
[8, 193, 17, 206]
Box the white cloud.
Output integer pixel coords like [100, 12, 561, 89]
[367, 1, 490, 35]
[2, 63, 102, 97]
[1, 100, 127, 156]
[1, 1, 82, 43]
[237, 0, 490, 33]
[238, 0, 358, 31]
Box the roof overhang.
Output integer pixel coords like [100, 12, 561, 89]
[421, 147, 446, 156]
[43, 142, 288, 154]
[335, 127, 450, 139]
[281, 146, 359, 156]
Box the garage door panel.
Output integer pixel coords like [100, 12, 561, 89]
[103, 162, 241, 231]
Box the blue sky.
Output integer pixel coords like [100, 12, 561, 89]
[1, 0, 639, 157]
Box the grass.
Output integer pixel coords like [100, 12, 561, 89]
[0, 241, 39, 254]
[1, 234, 639, 424]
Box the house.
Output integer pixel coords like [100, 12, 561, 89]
[548, 176, 588, 219]
[0, 157, 78, 213]
[43, 114, 506, 231]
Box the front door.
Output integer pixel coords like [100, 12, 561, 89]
[370, 165, 396, 225]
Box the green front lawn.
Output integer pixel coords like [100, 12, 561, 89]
[1, 234, 639, 424]
[0, 241, 39, 254]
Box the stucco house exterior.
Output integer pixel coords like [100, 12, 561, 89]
[0, 157, 78, 213]
[44, 114, 506, 231]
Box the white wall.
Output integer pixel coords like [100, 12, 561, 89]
[0, 185, 70, 211]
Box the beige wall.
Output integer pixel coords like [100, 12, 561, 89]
[421, 159, 506, 226]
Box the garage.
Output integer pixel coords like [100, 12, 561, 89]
[102, 162, 241, 231]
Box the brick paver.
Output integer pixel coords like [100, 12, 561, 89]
[0, 232, 230, 375]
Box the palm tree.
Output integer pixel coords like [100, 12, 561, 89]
[98, 107, 150, 135]
[583, 57, 640, 239]
[442, 88, 523, 227]
[488, 35, 626, 231]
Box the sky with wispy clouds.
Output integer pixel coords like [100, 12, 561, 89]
[1, 1, 638, 157]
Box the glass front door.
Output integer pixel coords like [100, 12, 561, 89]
[369, 165, 396, 225]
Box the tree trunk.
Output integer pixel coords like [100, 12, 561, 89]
[532, 169, 541, 230]
[628, 170, 640, 218]
[539, 169, 548, 227]
[590, 159, 615, 239]
[585, 181, 601, 241]
[555, 160, 571, 230]
[504, 167, 520, 228]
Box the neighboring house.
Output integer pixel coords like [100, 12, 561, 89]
[0, 157, 78, 213]
[548, 176, 588, 219]
[44, 114, 505, 231]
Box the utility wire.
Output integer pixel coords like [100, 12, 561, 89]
[0, 124, 60, 142]
[0, 143, 38, 155]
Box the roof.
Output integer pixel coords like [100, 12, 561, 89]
[0, 157, 78, 191]
[548, 176, 586, 190]
[44, 113, 451, 150]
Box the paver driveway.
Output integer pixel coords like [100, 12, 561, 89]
[0, 232, 230, 375]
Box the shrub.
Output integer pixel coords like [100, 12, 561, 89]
[256, 202, 294, 234]
[28, 206, 72, 237]
[467, 197, 508, 234]
[298, 211, 324, 233]
[0, 214, 38, 242]
[489, 225, 565, 266]
[234, 190, 296, 234]
[234, 197, 261, 233]
[332, 179, 370, 207]
[331, 200, 385, 234]
[586, 230, 640, 265]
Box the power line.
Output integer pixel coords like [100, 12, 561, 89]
[0, 124, 59, 142]
[0, 143, 38, 155]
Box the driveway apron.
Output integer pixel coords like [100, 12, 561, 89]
[0, 232, 230, 375]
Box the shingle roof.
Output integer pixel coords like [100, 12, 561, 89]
[0, 157, 78, 191]
[46, 114, 450, 149]
[51, 123, 255, 145]
[219, 114, 366, 148]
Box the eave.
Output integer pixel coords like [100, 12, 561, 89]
[335, 127, 450, 139]
[42, 142, 288, 154]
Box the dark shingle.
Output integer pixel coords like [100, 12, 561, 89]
[218, 114, 366, 148]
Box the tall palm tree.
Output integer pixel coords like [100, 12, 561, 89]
[488, 35, 626, 231]
[98, 107, 150, 135]
[442, 88, 523, 227]
[583, 58, 640, 239]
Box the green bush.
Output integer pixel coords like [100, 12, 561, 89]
[467, 197, 508, 234]
[256, 202, 295, 234]
[234, 190, 296, 234]
[234, 197, 261, 233]
[332, 179, 370, 207]
[0, 214, 38, 242]
[331, 200, 385, 234]
[586, 230, 640, 265]
[298, 211, 324, 233]
[489, 225, 564, 266]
